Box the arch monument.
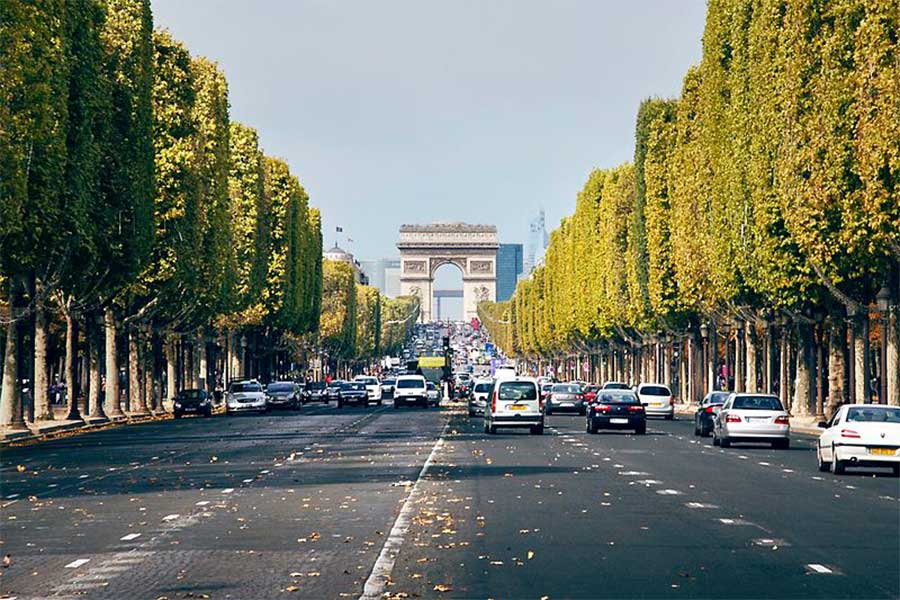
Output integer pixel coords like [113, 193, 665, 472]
[397, 223, 498, 322]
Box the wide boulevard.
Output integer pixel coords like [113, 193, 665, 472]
[1, 404, 897, 599]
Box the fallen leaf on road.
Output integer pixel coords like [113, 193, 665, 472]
[286, 585, 300, 592]
[527, 551, 535, 560]
[16, 465, 25, 472]
[433, 584, 452, 592]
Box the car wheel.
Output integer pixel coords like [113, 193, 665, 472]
[773, 438, 789, 450]
[701, 425, 711, 438]
[377, 400, 382, 406]
[174, 412, 181, 419]
[586, 419, 596, 434]
[468, 410, 475, 417]
[530, 424, 544, 435]
[892, 464, 900, 478]
[579, 408, 586, 416]
[635, 425, 646, 435]
[665, 413, 674, 421]
[712, 430, 719, 446]
[693, 421, 700, 436]
[720, 436, 731, 448]
[830, 446, 844, 474]
[545, 408, 553, 416]
[337, 401, 343, 409]
[816, 446, 830, 472]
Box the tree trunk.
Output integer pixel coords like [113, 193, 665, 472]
[765, 323, 775, 394]
[164, 336, 176, 412]
[889, 309, 899, 406]
[745, 320, 758, 393]
[64, 310, 82, 420]
[734, 325, 744, 393]
[780, 325, 791, 411]
[199, 335, 208, 392]
[128, 327, 146, 414]
[33, 292, 52, 420]
[826, 316, 846, 418]
[793, 322, 813, 416]
[144, 326, 155, 412]
[815, 324, 825, 419]
[0, 299, 25, 429]
[852, 315, 868, 402]
[104, 307, 123, 417]
[88, 318, 103, 418]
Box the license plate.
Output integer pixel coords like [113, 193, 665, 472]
[651, 402, 663, 407]
[870, 448, 896, 456]
[610, 418, 628, 424]
[561, 402, 573, 407]
[508, 405, 528, 411]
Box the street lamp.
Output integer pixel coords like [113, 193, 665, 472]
[876, 285, 891, 405]
[700, 323, 710, 393]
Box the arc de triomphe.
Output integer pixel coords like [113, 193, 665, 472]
[397, 223, 498, 322]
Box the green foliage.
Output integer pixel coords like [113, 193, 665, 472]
[354, 285, 381, 360]
[319, 260, 357, 359]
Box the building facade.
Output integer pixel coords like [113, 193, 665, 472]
[496, 243, 523, 301]
[323, 243, 369, 285]
[359, 258, 401, 297]
[524, 208, 549, 275]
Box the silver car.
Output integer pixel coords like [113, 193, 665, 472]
[545, 383, 586, 415]
[713, 393, 790, 449]
[468, 378, 493, 417]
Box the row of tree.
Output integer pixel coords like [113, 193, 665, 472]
[480, 0, 899, 414]
[318, 260, 419, 377]
[0, 0, 322, 426]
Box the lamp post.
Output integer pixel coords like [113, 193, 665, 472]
[876, 285, 891, 405]
[240, 334, 248, 379]
[700, 323, 710, 394]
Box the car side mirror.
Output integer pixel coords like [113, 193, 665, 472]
[817, 421, 828, 428]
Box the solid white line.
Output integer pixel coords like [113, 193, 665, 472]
[162, 514, 180, 521]
[359, 419, 449, 600]
[221, 488, 234, 493]
[119, 533, 141, 541]
[65, 558, 91, 568]
[807, 563, 833, 574]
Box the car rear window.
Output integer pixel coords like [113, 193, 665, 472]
[847, 407, 900, 423]
[397, 379, 424, 389]
[357, 377, 377, 385]
[552, 384, 580, 393]
[603, 382, 629, 390]
[230, 383, 262, 393]
[267, 383, 293, 392]
[342, 382, 365, 390]
[498, 382, 537, 401]
[382, 378, 396, 385]
[732, 396, 783, 410]
[704, 392, 730, 405]
[307, 382, 326, 390]
[596, 392, 639, 404]
[180, 390, 203, 399]
[641, 386, 671, 396]
[474, 383, 492, 392]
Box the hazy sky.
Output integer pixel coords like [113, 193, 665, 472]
[153, 0, 706, 263]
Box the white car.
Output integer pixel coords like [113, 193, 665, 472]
[353, 375, 382, 404]
[816, 404, 900, 476]
[484, 377, 543, 435]
[393, 375, 428, 408]
[468, 378, 493, 417]
[636, 383, 674, 419]
[713, 393, 790, 449]
[225, 380, 267, 414]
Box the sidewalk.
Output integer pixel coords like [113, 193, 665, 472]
[0, 405, 176, 446]
[674, 403, 824, 436]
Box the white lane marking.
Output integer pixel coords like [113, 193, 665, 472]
[5, 494, 18, 499]
[782, 469, 794, 473]
[119, 533, 141, 541]
[807, 564, 833, 574]
[618, 471, 649, 476]
[222, 488, 234, 493]
[636, 479, 663, 485]
[685, 502, 718, 509]
[758, 461, 771, 466]
[657, 489, 682, 495]
[259, 469, 270, 474]
[162, 514, 180, 522]
[359, 420, 449, 600]
[242, 478, 254, 483]
[65, 558, 91, 568]
[195, 500, 210, 506]
[719, 518, 736, 524]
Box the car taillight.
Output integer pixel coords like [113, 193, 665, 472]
[594, 404, 610, 413]
[491, 391, 497, 413]
[669, 396, 674, 406]
[576, 394, 584, 401]
[704, 406, 715, 413]
[627, 405, 644, 413]
[725, 414, 742, 423]
[774, 415, 789, 425]
[840, 428, 860, 438]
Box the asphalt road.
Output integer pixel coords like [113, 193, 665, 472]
[1, 403, 898, 599]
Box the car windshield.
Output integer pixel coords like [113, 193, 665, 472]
[179, 390, 203, 400]
[474, 382, 492, 392]
[498, 382, 537, 401]
[584, 385, 599, 393]
[267, 383, 293, 392]
[230, 383, 262, 393]
[704, 392, 730, 405]
[732, 395, 783, 410]
[552, 384, 580, 393]
[397, 379, 424, 389]
[846, 407, 900, 423]
[640, 386, 671, 396]
[604, 382, 630, 390]
[596, 392, 639, 404]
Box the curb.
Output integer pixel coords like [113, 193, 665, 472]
[1, 411, 180, 447]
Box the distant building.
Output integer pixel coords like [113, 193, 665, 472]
[524, 208, 548, 275]
[496, 243, 523, 301]
[359, 258, 401, 297]
[324, 243, 369, 285]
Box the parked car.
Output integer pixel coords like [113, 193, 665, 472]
[468, 378, 494, 417]
[325, 380, 344, 402]
[586, 389, 646, 435]
[303, 381, 328, 404]
[426, 381, 440, 406]
[337, 381, 368, 408]
[636, 383, 674, 420]
[394, 375, 428, 408]
[354, 375, 383, 405]
[173, 389, 213, 418]
[694, 391, 731, 436]
[545, 383, 586, 415]
[380, 377, 397, 399]
[484, 377, 543, 435]
[713, 393, 790, 449]
[816, 404, 900, 476]
[266, 381, 301, 410]
[602, 381, 630, 390]
[225, 380, 267, 414]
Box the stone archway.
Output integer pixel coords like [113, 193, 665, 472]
[397, 223, 498, 322]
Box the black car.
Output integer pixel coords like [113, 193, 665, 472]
[694, 391, 731, 436]
[303, 381, 328, 404]
[174, 389, 213, 418]
[266, 381, 301, 410]
[586, 390, 646, 435]
[337, 382, 368, 408]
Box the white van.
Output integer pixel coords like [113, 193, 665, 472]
[393, 375, 428, 408]
[484, 377, 543, 435]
